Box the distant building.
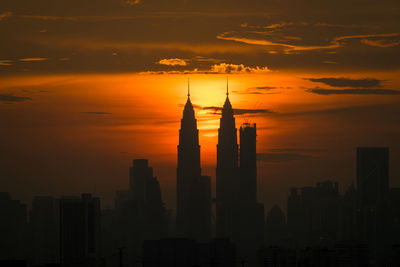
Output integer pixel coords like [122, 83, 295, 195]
[239, 123, 257, 204]
[356, 147, 390, 265]
[30, 196, 59, 265]
[286, 181, 341, 248]
[60, 194, 101, 267]
[130, 159, 167, 239]
[265, 205, 287, 247]
[177, 86, 211, 240]
[357, 147, 389, 206]
[142, 238, 236, 267]
[0, 192, 27, 261]
[259, 246, 297, 267]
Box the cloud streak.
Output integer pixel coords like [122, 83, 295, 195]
[307, 88, 400, 95]
[0, 94, 32, 102]
[217, 31, 400, 53]
[158, 58, 187, 66]
[194, 105, 273, 115]
[306, 77, 382, 88]
[0, 11, 12, 21]
[0, 60, 13, 66]
[18, 58, 48, 62]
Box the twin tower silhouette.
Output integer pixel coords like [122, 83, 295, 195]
[176, 77, 263, 248]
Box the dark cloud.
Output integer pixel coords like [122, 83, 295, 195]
[233, 86, 291, 95]
[199, 105, 274, 115]
[257, 152, 313, 163]
[306, 77, 382, 88]
[253, 86, 277, 90]
[307, 88, 400, 95]
[0, 94, 31, 102]
[232, 90, 272, 95]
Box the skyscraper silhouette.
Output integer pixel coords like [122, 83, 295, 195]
[130, 159, 166, 239]
[216, 79, 239, 238]
[239, 123, 257, 204]
[60, 194, 101, 267]
[356, 147, 390, 265]
[357, 147, 389, 206]
[176, 81, 211, 240]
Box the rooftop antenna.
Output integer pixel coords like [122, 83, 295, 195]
[187, 77, 190, 97]
[226, 76, 229, 96]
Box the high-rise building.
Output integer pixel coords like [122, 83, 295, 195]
[265, 205, 287, 247]
[0, 192, 27, 261]
[357, 147, 389, 206]
[111, 159, 167, 267]
[286, 182, 341, 248]
[236, 123, 264, 265]
[60, 194, 101, 267]
[130, 159, 154, 203]
[30, 196, 59, 265]
[216, 82, 239, 238]
[356, 147, 390, 265]
[130, 159, 167, 239]
[176, 84, 211, 240]
[239, 123, 257, 204]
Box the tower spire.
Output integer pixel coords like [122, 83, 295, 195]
[226, 76, 229, 96]
[188, 78, 190, 97]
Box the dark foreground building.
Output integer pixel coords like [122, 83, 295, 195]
[60, 194, 101, 267]
[143, 238, 236, 267]
[0, 192, 27, 261]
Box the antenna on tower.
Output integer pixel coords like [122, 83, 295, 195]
[187, 77, 190, 97]
[226, 76, 229, 96]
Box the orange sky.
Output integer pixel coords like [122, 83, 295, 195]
[1, 71, 400, 211]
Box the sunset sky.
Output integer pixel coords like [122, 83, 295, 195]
[1, 0, 400, 211]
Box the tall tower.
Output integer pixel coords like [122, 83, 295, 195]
[239, 123, 257, 204]
[216, 78, 239, 238]
[177, 81, 211, 240]
[357, 147, 389, 206]
[60, 194, 101, 267]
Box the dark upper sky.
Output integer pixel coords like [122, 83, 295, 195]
[0, 0, 399, 74]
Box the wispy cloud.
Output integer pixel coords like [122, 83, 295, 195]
[322, 61, 338, 64]
[32, 38, 254, 54]
[360, 39, 400, 48]
[307, 88, 400, 95]
[193, 105, 273, 115]
[18, 58, 48, 62]
[305, 77, 382, 88]
[0, 94, 31, 102]
[158, 58, 187, 66]
[0, 60, 13, 66]
[122, 0, 140, 6]
[0, 11, 12, 21]
[217, 31, 400, 53]
[233, 86, 291, 95]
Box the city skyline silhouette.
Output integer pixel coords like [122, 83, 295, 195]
[1, 83, 400, 266]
